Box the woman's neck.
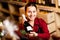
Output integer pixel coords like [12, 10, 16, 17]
[28, 20, 34, 27]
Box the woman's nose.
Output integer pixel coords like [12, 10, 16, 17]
[31, 12, 33, 15]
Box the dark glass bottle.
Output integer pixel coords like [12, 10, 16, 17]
[24, 21, 33, 33]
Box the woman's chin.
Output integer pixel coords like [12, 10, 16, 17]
[29, 18, 35, 21]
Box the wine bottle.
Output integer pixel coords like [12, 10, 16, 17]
[24, 21, 33, 33]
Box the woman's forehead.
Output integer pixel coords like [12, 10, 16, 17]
[26, 6, 36, 11]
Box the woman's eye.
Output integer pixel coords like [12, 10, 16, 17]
[28, 11, 31, 13]
[28, 11, 36, 13]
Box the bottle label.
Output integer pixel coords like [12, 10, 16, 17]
[26, 26, 33, 31]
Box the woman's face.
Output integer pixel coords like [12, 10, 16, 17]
[26, 6, 37, 21]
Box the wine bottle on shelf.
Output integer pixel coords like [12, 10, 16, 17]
[51, 0, 55, 4]
[41, 0, 45, 5]
[37, 0, 42, 4]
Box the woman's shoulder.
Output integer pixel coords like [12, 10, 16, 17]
[35, 17, 47, 24]
[35, 17, 44, 21]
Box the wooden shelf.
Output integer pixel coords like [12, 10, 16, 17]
[0, 8, 19, 17]
[10, 12, 20, 16]
[0, 1, 60, 17]
[0, 0, 60, 13]
[0, 1, 26, 6]
[1, 1, 60, 13]
[0, 1, 23, 17]
[37, 5, 60, 13]
[0, 8, 9, 13]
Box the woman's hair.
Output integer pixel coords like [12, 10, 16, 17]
[25, 2, 37, 12]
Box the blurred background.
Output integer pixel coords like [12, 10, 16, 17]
[0, 0, 60, 40]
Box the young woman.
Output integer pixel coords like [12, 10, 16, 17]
[15, 2, 50, 40]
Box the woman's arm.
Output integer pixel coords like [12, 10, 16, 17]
[37, 18, 50, 39]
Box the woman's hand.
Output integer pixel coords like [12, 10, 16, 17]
[29, 32, 38, 37]
[29, 33, 34, 37]
[30, 32, 38, 36]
